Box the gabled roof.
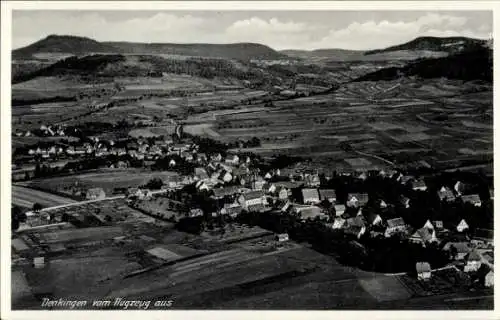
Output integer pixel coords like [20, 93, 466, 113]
[334, 204, 346, 212]
[302, 188, 319, 200]
[466, 250, 482, 262]
[416, 262, 431, 273]
[347, 193, 369, 203]
[411, 179, 427, 189]
[242, 190, 265, 200]
[319, 189, 337, 201]
[247, 203, 266, 212]
[411, 227, 434, 242]
[212, 186, 240, 198]
[443, 242, 472, 254]
[461, 194, 481, 204]
[387, 217, 405, 228]
[366, 212, 382, 225]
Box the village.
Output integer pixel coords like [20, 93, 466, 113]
[12, 126, 494, 299]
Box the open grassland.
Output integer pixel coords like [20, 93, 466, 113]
[12, 185, 77, 209]
[27, 169, 179, 196]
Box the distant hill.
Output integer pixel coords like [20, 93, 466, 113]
[281, 49, 366, 61]
[13, 35, 117, 59]
[13, 35, 287, 61]
[353, 46, 492, 83]
[365, 36, 487, 55]
[280, 48, 447, 62]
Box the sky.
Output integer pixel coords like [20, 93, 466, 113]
[12, 10, 493, 51]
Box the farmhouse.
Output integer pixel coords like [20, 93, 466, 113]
[422, 220, 435, 231]
[366, 212, 383, 226]
[302, 188, 320, 204]
[219, 203, 243, 217]
[293, 205, 326, 221]
[86, 188, 106, 200]
[409, 227, 438, 246]
[238, 191, 266, 209]
[331, 217, 346, 229]
[225, 154, 240, 165]
[346, 193, 369, 208]
[334, 204, 346, 217]
[411, 179, 427, 191]
[385, 217, 406, 237]
[416, 262, 431, 280]
[399, 196, 411, 208]
[319, 189, 337, 203]
[212, 186, 240, 200]
[433, 220, 444, 231]
[456, 219, 469, 233]
[464, 251, 482, 272]
[461, 194, 482, 207]
[438, 186, 456, 202]
[276, 233, 289, 242]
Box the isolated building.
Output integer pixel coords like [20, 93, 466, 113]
[416, 262, 431, 280]
[86, 188, 106, 200]
[456, 219, 469, 233]
[461, 194, 482, 207]
[301, 188, 320, 204]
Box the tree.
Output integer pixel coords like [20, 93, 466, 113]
[33, 202, 42, 213]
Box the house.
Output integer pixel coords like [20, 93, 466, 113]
[346, 193, 369, 207]
[366, 212, 383, 226]
[211, 153, 223, 162]
[276, 233, 289, 242]
[302, 188, 320, 204]
[461, 194, 482, 207]
[219, 170, 233, 183]
[409, 227, 438, 246]
[263, 183, 277, 194]
[247, 203, 266, 212]
[220, 203, 243, 217]
[238, 190, 266, 209]
[225, 154, 239, 165]
[135, 189, 153, 200]
[423, 220, 435, 231]
[454, 181, 467, 196]
[305, 174, 321, 187]
[194, 167, 209, 180]
[416, 262, 431, 280]
[456, 219, 469, 233]
[319, 189, 337, 203]
[277, 186, 290, 200]
[293, 205, 326, 221]
[379, 200, 388, 209]
[385, 217, 406, 237]
[400, 196, 411, 208]
[485, 270, 494, 287]
[433, 220, 444, 231]
[401, 175, 415, 185]
[411, 179, 427, 191]
[86, 188, 106, 200]
[195, 180, 210, 192]
[438, 186, 456, 202]
[251, 176, 266, 190]
[212, 186, 240, 200]
[331, 217, 346, 229]
[443, 242, 473, 260]
[464, 251, 482, 272]
[334, 204, 346, 217]
[169, 159, 176, 167]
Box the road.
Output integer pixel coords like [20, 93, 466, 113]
[12, 185, 77, 209]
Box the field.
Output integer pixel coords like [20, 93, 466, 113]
[12, 185, 77, 209]
[183, 78, 492, 173]
[26, 169, 179, 196]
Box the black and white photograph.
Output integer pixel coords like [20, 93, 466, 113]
[1, 1, 497, 317]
